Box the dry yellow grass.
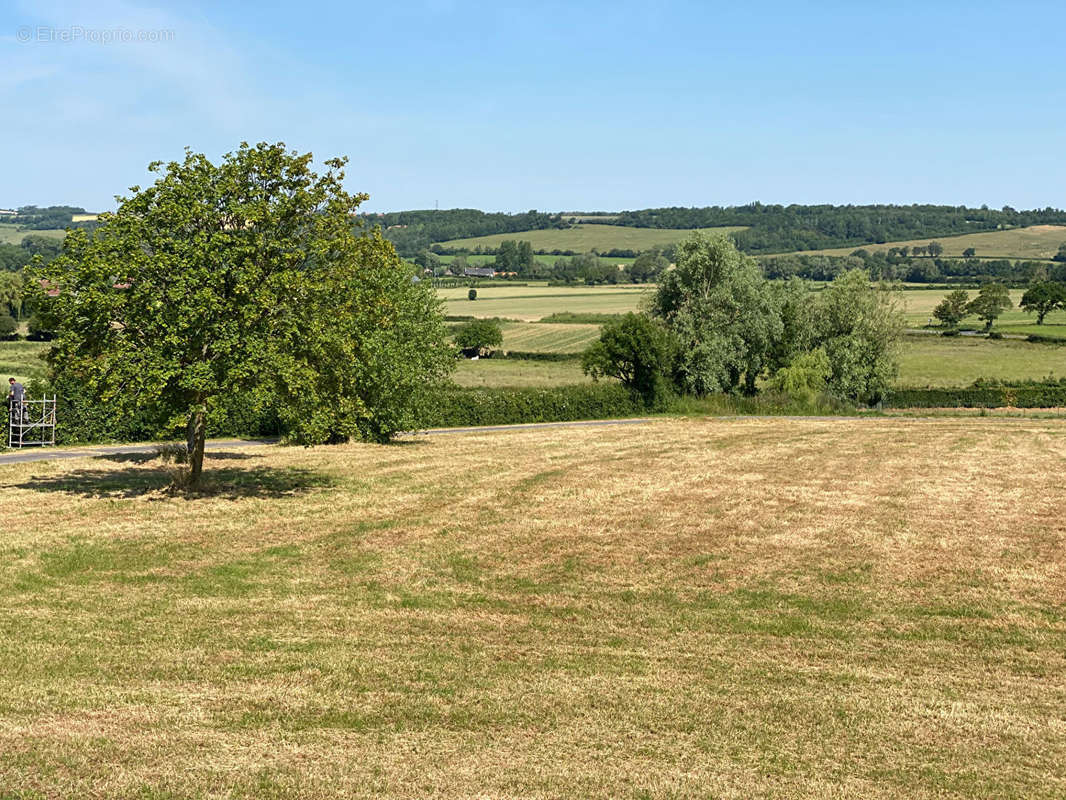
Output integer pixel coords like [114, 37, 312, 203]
[0, 418, 1064, 798]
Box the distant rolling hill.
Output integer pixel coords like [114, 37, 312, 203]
[438, 224, 746, 253]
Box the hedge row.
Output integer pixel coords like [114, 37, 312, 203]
[417, 384, 645, 428]
[27, 378, 1066, 448]
[494, 351, 582, 362]
[886, 383, 1066, 408]
[20, 378, 645, 446]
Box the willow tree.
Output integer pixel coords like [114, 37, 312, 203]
[35, 142, 454, 485]
[651, 233, 782, 396]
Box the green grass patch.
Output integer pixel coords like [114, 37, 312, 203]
[0, 340, 49, 384]
[896, 334, 1065, 386]
[0, 224, 67, 246]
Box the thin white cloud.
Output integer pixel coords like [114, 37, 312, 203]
[10, 0, 261, 131]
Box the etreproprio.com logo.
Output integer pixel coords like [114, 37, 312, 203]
[16, 25, 176, 44]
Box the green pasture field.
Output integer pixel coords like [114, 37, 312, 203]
[439, 284, 649, 321]
[784, 224, 1066, 260]
[0, 224, 67, 246]
[437, 224, 745, 253]
[0, 340, 47, 385]
[1, 418, 1064, 797]
[902, 288, 1066, 334]
[897, 335, 1066, 387]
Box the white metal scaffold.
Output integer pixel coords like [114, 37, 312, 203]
[6, 396, 57, 449]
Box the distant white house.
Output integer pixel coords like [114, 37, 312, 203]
[0, 209, 16, 216]
[464, 267, 496, 278]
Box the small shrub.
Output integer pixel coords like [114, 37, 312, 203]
[941, 328, 961, 337]
[467, 288, 477, 301]
[987, 331, 1003, 340]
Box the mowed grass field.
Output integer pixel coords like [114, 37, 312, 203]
[440, 284, 649, 321]
[437, 224, 745, 253]
[1, 418, 1064, 797]
[787, 224, 1066, 260]
[499, 321, 601, 353]
[452, 358, 589, 387]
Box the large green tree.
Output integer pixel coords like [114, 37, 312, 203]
[1019, 282, 1066, 324]
[966, 283, 1013, 331]
[35, 142, 454, 485]
[651, 233, 781, 395]
[933, 289, 971, 328]
[809, 269, 904, 403]
[453, 318, 503, 355]
[582, 312, 677, 408]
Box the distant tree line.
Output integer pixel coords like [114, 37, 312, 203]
[368, 203, 1066, 261]
[431, 244, 646, 259]
[0, 234, 64, 273]
[599, 203, 1066, 254]
[4, 205, 98, 232]
[414, 241, 671, 285]
[762, 247, 1066, 285]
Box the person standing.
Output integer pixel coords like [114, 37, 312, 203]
[7, 377, 25, 424]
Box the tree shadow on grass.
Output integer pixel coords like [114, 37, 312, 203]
[96, 449, 257, 465]
[8, 461, 335, 500]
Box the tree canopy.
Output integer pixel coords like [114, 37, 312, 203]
[1019, 282, 1066, 324]
[581, 312, 676, 408]
[35, 142, 454, 485]
[933, 289, 971, 328]
[585, 234, 903, 408]
[966, 283, 1013, 331]
[651, 233, 782, 395]
[810, 269, 903, 403]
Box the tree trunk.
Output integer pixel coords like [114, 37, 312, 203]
[186, 408, 206, 486]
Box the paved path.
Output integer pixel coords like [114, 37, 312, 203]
[0, 419, 660, 466]
[0, 438, 279, 466]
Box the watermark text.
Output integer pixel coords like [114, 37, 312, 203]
[16, 25, 175, 45]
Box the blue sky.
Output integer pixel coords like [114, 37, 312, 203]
[2, 0, 1064, 213]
